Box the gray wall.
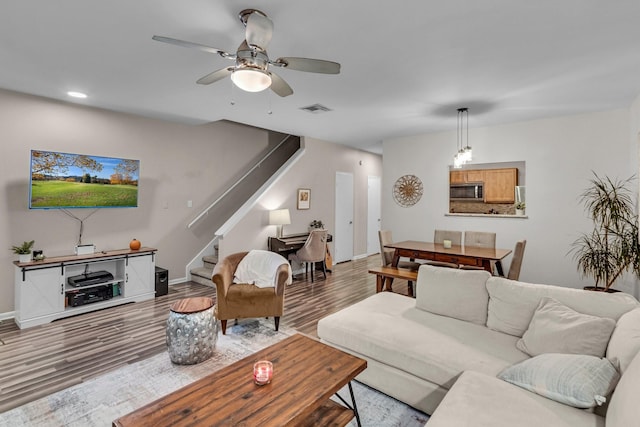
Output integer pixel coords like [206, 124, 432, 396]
[0, 89, 381, 316]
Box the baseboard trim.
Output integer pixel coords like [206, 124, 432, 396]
[0, 311, 16, 322]
[352, 253, 369, 261]
[169, 278, 186, 286]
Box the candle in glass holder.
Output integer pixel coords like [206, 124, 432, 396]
[443, 239, 452, 249]
[253, 360, 273, 385]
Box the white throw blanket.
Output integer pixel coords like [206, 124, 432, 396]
[234, 250, 292, 288]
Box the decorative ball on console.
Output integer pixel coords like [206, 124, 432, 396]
[129, 238, 141, 251]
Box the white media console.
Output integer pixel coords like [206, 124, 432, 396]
[13, 247, 156, 329]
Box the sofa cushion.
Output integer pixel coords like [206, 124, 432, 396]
[317, 292, 528, 389]
[606, 349, 640, 427]
[486, 277, 638, 337]
[415, 265, 491, 325]
[516, 297, 615, 357]
[606, 307, 640, 374]
[498, 353, 619, 408]
[426, 370, 605, 427]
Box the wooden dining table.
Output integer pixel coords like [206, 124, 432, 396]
[386, 240, 512, 275]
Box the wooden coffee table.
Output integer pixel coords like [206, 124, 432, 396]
[113, 333, 367, 426]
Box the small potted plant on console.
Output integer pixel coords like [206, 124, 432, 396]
[309, 219, 324, 231]
[11, 240, 35, 263]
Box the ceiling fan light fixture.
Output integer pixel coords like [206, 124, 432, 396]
[231, 68, 272, 92]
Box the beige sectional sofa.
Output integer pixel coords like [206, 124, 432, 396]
[317, 265, 640, 426]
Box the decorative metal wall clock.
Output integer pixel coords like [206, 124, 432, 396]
[393, 174, 423, 207]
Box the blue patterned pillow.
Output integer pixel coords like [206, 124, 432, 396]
[498, 353, 620, 408]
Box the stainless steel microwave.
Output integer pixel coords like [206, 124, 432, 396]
[450, 183, 484, 201]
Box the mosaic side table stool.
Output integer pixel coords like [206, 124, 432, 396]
[166, 296, 218, 365]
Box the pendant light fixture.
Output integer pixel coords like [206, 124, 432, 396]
[453, 108, 472, 168]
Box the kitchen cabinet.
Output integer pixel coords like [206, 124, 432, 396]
[450, 170, 485, 184]
[484, 168, 518, 203]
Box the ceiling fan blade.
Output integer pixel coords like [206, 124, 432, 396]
[196, 67, 234, 85]
[273, 57, 340, 74]
[269, 73, 294, 97]
[245, 11, 273, 50]
[152, 35, 234, 59]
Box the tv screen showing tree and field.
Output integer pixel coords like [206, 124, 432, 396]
[29, 150, 140, 209]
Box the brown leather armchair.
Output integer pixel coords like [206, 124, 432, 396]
[211, 251, 290, 335]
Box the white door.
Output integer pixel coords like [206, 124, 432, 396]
[367, 176, 381, 255]
[334, 172, 354, 263]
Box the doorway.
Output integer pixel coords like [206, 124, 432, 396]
[334, 172, 354, 263]
[367, 176, 381, 255]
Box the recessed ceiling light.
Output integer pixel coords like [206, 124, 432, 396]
[67, 91, 87, 99]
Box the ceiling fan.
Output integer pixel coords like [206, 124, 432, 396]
[152, 9, 341, 97]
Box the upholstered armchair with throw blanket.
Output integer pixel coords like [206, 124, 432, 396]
[211, 250, 291, 334]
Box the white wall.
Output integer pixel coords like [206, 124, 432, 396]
[383, 109, 639, 297]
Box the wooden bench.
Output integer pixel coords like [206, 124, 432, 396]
[368, 266, 418, 297]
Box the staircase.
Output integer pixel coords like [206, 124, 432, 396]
[185, 131, 303, 286]
[190, 246, 218, 287]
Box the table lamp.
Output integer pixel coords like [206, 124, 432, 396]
[269, 209, 291, 238]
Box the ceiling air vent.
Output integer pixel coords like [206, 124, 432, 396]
[300, 103, 332, 114]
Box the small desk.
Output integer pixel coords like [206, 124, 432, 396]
[269, 232, 333, 271]
[385, 240, 512, 274]
[113, 334, 366, 427]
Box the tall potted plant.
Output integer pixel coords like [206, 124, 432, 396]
[571, 173, 639, 291]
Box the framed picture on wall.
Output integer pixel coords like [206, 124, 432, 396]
[297, 188, 311, 210]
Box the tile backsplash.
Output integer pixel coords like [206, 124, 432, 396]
[449, 201, 515, 215]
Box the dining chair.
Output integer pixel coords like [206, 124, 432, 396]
[505, 240, 527, 280]
[425, 229, 462, 269]
[460, 231, 497, 272]
[378, 230, 420, 296]
[464, 231, 496, 248]
[378, 230, 421, 270]
[288, 229, 328, 282]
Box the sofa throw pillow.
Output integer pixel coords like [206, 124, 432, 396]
[486, 276, 638, 337]
[498, 353, 620, 409]
[415, 265, 491, 325]
[606, 307, 640, 374]
[515, 297, 615, 357]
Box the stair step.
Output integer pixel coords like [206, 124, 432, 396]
[190, 267, 214, 287]
[203, 255, 217, 264]
[203, 255, 217, 269]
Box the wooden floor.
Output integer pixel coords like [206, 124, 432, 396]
[0, 255, 413, 414]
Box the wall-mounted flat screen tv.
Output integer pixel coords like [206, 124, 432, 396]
[29, 150, 140, 209]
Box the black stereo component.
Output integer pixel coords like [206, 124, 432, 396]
[67, 270, 114, 287]
[67, 284, 113, 307]
[155, 266, 168, 297]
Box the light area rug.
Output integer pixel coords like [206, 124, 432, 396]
[0, 319, 428, 426]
